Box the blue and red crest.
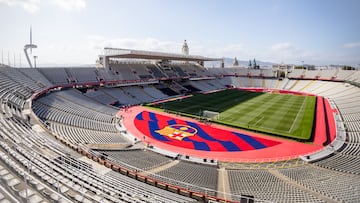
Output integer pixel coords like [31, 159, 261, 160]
[134, 111, 280, 152]
[156, 124, 197, 140]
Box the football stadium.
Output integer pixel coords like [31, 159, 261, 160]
[0, 42, 359, 203]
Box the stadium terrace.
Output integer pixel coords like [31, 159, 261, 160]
[0, 42, 359, 203]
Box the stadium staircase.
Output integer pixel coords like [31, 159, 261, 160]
[310, 81, 328, 93]
[275, 80, 281, 89]
[278, 78, 289, 89]
[65, 68, 76, 83]
[249, 77, 254, 87]
[289, 80, 300, 90]
[299, 80, 316, 92]
[216, 167, 231, 201]
[262, 79, 266, 88]
[139, 160, 180, 175]
[100, 89, 119, 103]
[170, 81, 189, 93]
[268, 169, 338, 203]
[333, 69, 340, 78]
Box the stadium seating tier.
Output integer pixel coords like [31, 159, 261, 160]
[0, 65, 359, 203]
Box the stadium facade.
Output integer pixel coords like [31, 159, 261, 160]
[0, 43, 359, 202]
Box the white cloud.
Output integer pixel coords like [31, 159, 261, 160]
[344, 42, 360, 49]
[0, 0, 85, 13]
[32, 37, 182, 66]
[271, 42, 296, 52]
[30, 35, 284, 66]
[271, 42, 315, 58]
[268, 42, 317, 64]
[35, 37, 359, 66]
[33, 36, 250, 66]
[86, 36, 183, 54]
[0, 0, 41, 13]
[206, 44, 245, 57]
[51, 0, 86, 11]
[36, 41, 97, 66]
[85, 36, 252, 59]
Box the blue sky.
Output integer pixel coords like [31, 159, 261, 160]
[0, 0, 359, 66]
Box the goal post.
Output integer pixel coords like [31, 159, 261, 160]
[203, 110, 220, 121]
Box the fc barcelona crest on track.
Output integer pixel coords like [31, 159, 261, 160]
[135, 111, 281, 152]
[155, 124, 197, 141]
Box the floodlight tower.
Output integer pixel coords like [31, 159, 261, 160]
[182, 40, 189, 55]
[33, 56, 38, 68]
[24, 26, 37, 68]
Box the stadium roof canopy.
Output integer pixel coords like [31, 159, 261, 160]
[103, 47, 221, 62]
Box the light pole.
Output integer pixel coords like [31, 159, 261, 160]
[33, 56, 37, 68]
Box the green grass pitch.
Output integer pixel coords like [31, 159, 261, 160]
[148, 89, 316, 140]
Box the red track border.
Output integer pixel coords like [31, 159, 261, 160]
[121, 105, 329, 162]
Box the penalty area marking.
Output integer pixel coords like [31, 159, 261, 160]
[253, 116, 264, 127]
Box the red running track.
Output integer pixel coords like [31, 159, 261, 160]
[120, 106, 329, 162]
[324, 98, 337, 141]
[314, 97, 327, 145]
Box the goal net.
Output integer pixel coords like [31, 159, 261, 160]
[203, 110, 220, 120]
